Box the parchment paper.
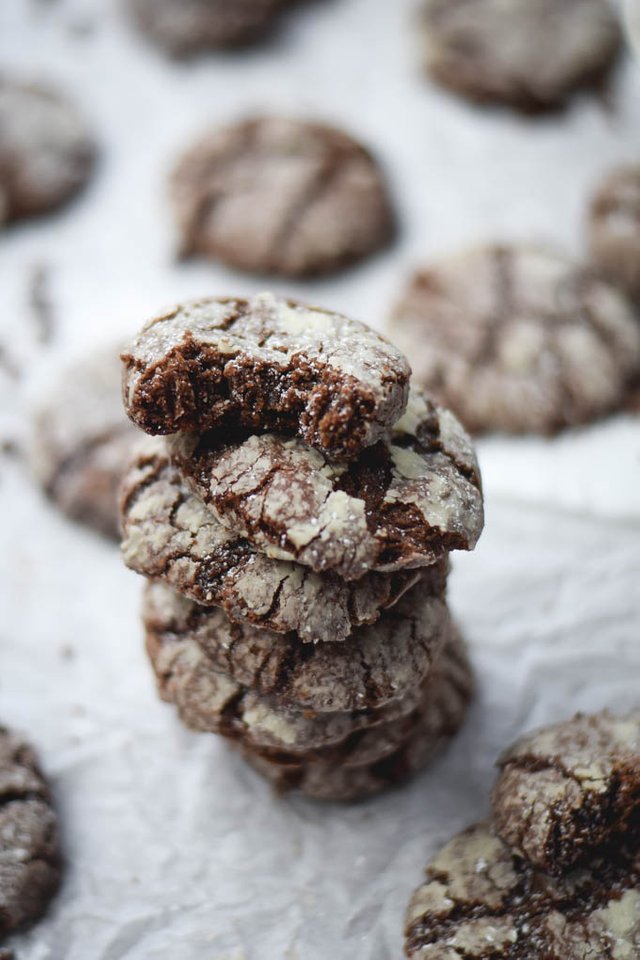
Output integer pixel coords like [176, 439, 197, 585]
[1, 2, 639, 958]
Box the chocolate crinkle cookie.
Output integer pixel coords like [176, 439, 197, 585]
[0, 726, 61, 940]
[404, 709, 640, 957]
[170, 117, 395, 277]
[142, 576, 451, 715]
[239, 635, 471, 802]
[0, 76, 94, 225]
[130, 0, 296, 56]
[420, 0, 621, 112]
[388, 245, 640, 435]
[31, 346, 142, 540]
[589, 165, 640, 303]
[404, 820, 640, 959]
[120, 441, 422, 642]
[121, 292, 410, 460]
[492, 710, 640, 876]
[146, 622, 426, 754]
[168, 387, 483, 579]
[122, 292, 484, 799]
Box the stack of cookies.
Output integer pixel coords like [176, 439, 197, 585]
[119, 293, 485, 800]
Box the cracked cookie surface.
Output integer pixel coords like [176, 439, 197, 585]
[0, 76, 94, 225]
[404, 821, 640, 959]
[145, 610, 471, 757]
[388, 245, 640, 435]
[32, 346, 141, 540]
[142, 576, 450, 713]
[131, 0, 293, 56]
[0, 727, 60, 939]
[420, 0, 621, 112]
[171, 116, 394, 276]
[589, 166, 640, 304]
[168, 388, 483, 580]
[492, 710, 640, 876]
[122, 292, 410, 460]
[120, 441, 421, 641]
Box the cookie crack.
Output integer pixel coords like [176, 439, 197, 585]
[179, 123, 260, 258]
[0, 789, 49, 808]
[258, 638, 303, 702]
[270, 151, 346, 268]
[259, 572, 289, 624]
[474, 246, 516, 367]
[575, 270, 633, 374]
[120, 454, 167, 517]
[415, 427, 481, 489]
[217, 686, 252, 739]
[502, 752, 608, 792]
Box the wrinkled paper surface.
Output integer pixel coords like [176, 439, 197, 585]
[1, 2, 640, 957]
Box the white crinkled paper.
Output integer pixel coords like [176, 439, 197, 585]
[1, 1, 640, 958]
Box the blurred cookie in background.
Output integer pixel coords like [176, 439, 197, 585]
[171, 117, 395, 277]
[30, 345, 141, 541]
[419, 0, 621, 112]
[130, 0, 300, 57]
[0, 77, 95, 226]
[589, 165, 640, 303]
[387, 245, 640, 435]
[0, 725, 61, 940]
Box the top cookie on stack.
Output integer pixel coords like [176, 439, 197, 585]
[121, 292, 484, 642]
[122, 292, 411, 459]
